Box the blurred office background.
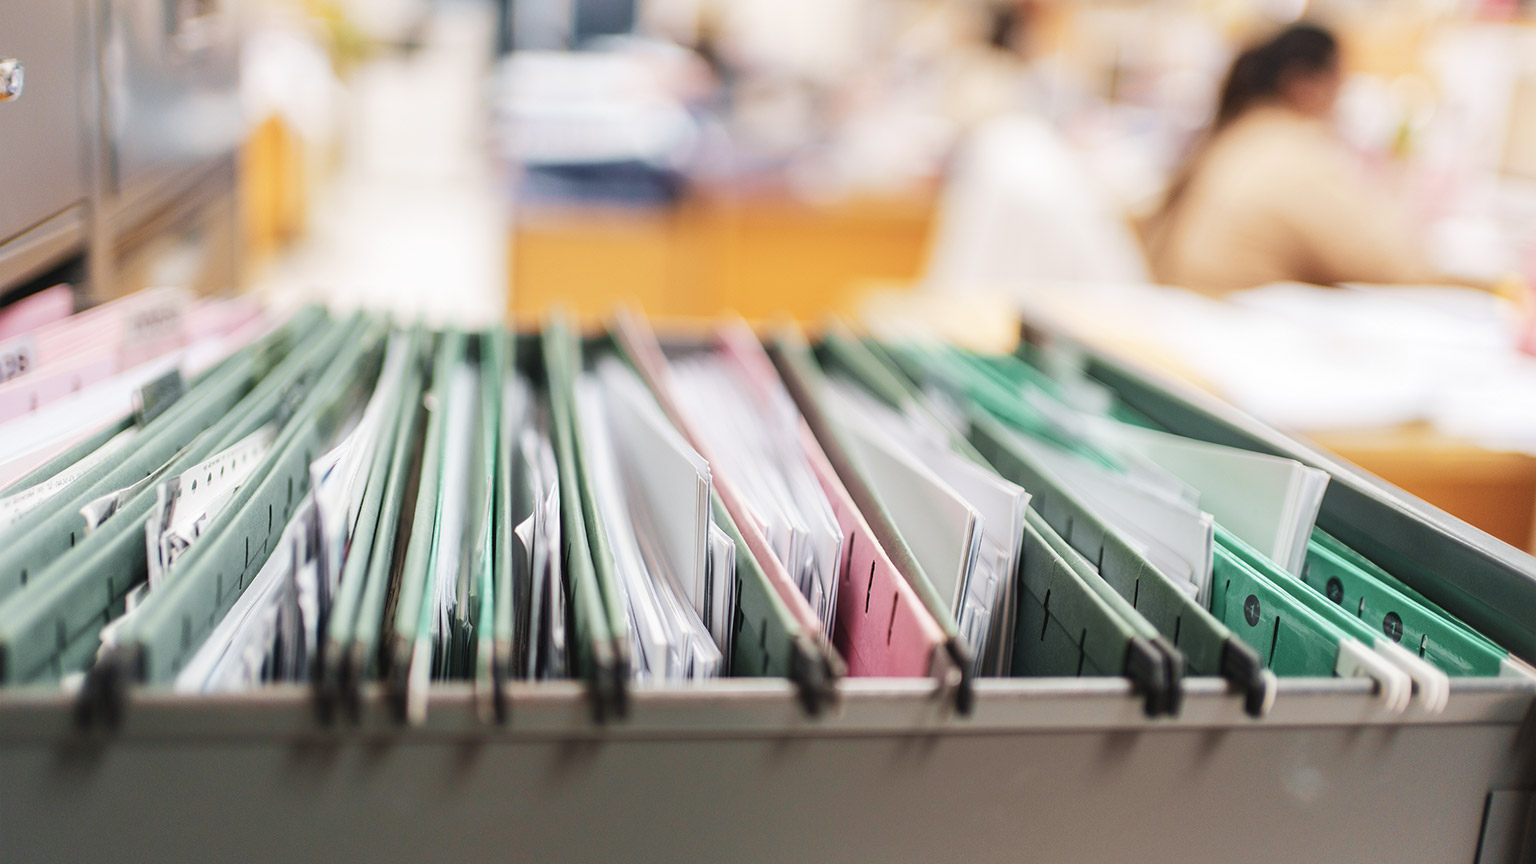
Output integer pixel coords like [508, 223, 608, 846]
[7, 0, 1536, 546]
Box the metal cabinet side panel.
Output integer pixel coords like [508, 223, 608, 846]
[2, 682, 1534, 863]
[0, 716, 1525, 863]
[0, 0, 86, 244]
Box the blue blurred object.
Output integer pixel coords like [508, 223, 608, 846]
[494, 50, 696, 207]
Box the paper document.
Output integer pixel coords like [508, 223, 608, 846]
[669, 354, 843, 639]
[1092, 421, 1327, 577]
[578, 373, 720, 682]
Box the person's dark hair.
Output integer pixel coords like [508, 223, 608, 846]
[1214, 24, 1338, 129]
[1142, 22, 1340, 252]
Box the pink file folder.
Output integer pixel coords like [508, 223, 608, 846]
[0, 293, 264, 423]
[0, 285, 73, 341]
[714, 322, 948, 678]
[0, 287, 189, 379]
[0, 306, 276, 491]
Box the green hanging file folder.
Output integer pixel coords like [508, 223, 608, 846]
[316, 326, 427, 720]
[1210, 537, 1412, 713]
[0, 309, 338, 684]
[104, 315, 388, 685]
[541, 319, 623, 720]
[1304, 531, 1509, 677]
[1221, 528, 1448, 712]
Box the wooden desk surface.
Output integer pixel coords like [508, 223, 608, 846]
[1307, 424, 1536, 553]
[509, 190, 937, 325]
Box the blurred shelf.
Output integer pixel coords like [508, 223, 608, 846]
[508, 191, 936, 325]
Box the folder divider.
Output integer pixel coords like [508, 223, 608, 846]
[316, 326, 425, 722]
[867, 337, 1273, 716]
[103, 316, 389, 687]
[567, 331, 651, 705]
[1209, 541, 1412, 712]
[707, 493, 825, 692]
[767, 329, 972, 711]
[343, 331, 431, 718]
[485, 329, 515, 722]
[1015, 513, 1152, 684]
[387, 330, 462, 721]
[1027, 506, 1183, 716]
[542, 321, 623, 721]
[462, 332, 500, 722]
[1222, 530, 1448, 712]
[0, 310, 335, 689]
[611, 312, 842, 714]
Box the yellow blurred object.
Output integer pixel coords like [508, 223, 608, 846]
[857, 285, 1021, 354]
[300, 0, 374, 74]
[240, 114, 308, 269]
[508, 192, 935, 325]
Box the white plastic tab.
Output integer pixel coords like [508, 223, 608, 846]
[1374, 639, 1450, 714]
[1335, 637, 1411, 714]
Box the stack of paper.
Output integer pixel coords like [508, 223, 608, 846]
[577, 363, 721, 682]
[1088, 421, 1328, 578]
[826, 379, 1026, 675]
[670, 354, 844, 640]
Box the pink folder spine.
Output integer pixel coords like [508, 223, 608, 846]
[0, 285, 72, 341]
[714, 322, 945, 677]
[0, 295, 264, 422]
[801, 423, 945, 677]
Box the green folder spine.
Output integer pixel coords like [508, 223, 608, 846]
[713, 495, 812, 681]
[348, 332, 431, 695]
[387, 329, 462, 715]
[111, 317, 387, 683]
[1209, 544, 1341, 677]
[317, 326, 425, 719]
[473, 330, 504, 721]
[0, 311, 339, 683]
[540, 323, 621, 720]
[1305, 532, 1504, 676]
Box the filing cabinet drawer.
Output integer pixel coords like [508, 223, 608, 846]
[0, 0, 85, 244]
[103, 0, 239, 214]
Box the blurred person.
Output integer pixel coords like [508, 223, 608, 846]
[1144, 23, 1440, 296]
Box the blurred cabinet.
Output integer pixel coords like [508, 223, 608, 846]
[93, 0, 242, 302]
[509, 191, 936, 325]
[0, 0, 88, 292]
[0, 0, 86, 243]
[0, 0, 242, 304]
[100, 0, 240, 233]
